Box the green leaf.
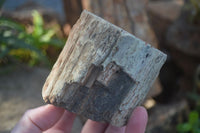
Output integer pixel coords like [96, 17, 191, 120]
[40, 29, 55, 42]
[177, 123, 192, 132]
[193, 128, 200, 133]
[0, 10, 63, 67]
[189, 111, 199, 125]
[0, 18, 26, 32]
[32, 10, 44, 37]
[3, 30, 12, 37]
[0, 35, 49, 64]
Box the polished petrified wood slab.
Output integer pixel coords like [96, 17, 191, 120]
[42, 10, 167, 127]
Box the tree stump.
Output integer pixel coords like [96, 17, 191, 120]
[42, 10, 167, 126]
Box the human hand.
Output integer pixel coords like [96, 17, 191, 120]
[11, 104, 148, 133]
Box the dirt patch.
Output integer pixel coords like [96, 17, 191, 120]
[0, 66, 82, 133]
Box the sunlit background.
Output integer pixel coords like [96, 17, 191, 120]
[0, 0, 200, 133]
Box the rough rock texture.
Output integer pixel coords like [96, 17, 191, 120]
[81, 0, 162, 98]
[42, 10, 167, 127]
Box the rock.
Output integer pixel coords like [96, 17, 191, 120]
[42, 10, 167, 127]
[167, 21, 200, 58]
[166, 13, 200, 86]
[147, 0, 184, 21]
[147, 99, 189, 133]
[147, 0, 184, 43]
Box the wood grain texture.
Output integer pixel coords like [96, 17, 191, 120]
[82, 0, 162, 98]
[42, 10, 167, 126]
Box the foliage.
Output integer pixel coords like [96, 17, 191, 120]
[177, 82, 200, 133]
[185, 0, 200, 24]
[177, 67, 200, 133]
[0, 10, 65, 66]
[177, 111, 200, 133]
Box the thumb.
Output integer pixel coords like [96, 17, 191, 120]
[11, 104, 64, 133]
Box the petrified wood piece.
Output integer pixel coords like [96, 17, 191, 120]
[82, 0, 162, 98]
[42, 10, 167, 127]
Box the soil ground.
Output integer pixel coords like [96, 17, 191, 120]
[0, 66, 82, 133]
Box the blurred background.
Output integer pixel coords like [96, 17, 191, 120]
[0, 0, 200, 132]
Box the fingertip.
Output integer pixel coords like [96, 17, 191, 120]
[105, 124, 126, 133]
[82, 119, 108, 133]
[49, 110, 76, 132]
[126, 106, 148, 133]
[132, 106, 148, 121]
[29, 104, 65, 130]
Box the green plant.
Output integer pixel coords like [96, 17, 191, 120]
[177, 70, 200, 133]
[177, 111, 200, 133]
[0, 10, 65, 66]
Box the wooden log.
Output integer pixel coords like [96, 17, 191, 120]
[42, 10, 167, 127]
